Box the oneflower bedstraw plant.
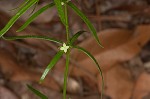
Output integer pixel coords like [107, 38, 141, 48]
[0, 0, 104, 99]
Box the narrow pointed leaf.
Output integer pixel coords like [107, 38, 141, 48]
[17, 2, 55, 32]
[27, 84, 48, 99]
[40, 51, 63, 83]
[2, 35, 63, 44]
[54, 0, 66, 25]
[0, 0, 38, 37]
[68, 2, 103, 48]
[73, 46, 104, 99]
[70, 30, 86, 45]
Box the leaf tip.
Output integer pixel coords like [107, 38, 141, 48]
[98, 43, 104, 48]
[16, 29, 22, 32]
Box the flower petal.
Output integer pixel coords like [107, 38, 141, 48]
[64, 49, 67, 53]
[63, 43, 66, 47]
[65, 46, 69, 49]
[60, 47, 64, 50]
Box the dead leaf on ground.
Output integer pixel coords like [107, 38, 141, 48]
[0, 85, 19, 99]
[133, 72, 150, 99]
[70, 25, 150, 77]
[0, 49, 60, 91]
[97, 64, 134, 99]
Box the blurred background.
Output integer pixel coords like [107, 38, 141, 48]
[0, 0, 150, 99]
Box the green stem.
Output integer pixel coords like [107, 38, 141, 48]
[63, 3, 70, 99]
[64, 3, 70, 43]
[63, 51, 70, 99]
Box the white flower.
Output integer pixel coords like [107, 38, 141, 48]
[60, 43, 69, 53]
[61, 2, 64, 5]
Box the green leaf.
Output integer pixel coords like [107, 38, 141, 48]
[0, 0, 38, 37]
[70, 30, 86, 45]
[17, 2, 55, 32]
[27, 84, 48, 99]
[40, 51, 63, 83]
[73, 46, 104, 99]
[54, 0, 66, 25]
[2, 35, 63, 44]
[68, 2, 103, 48]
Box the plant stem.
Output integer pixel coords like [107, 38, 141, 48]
[64, 3, 70, 43]
[63, 51, 70, 99]
[63, 3, 70, 99]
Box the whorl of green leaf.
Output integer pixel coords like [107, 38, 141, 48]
[73, 46, 104, 99]
[54, 0, 66, 25]
[68, 2, 103, 48]
[2, 35, 63, 44]
[17, 2, 55, 32]
[40, 51, 63, 83]
[0, 0, 38, 37]
[27, 84, 48, 99]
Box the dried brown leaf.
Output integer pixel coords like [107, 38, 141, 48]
[133, 72, 150, 99]
[0, 85, 19, 99]
[71, 25, 150, 77]
[97, 64, 134, 99]
[0, 49, 60, 91]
